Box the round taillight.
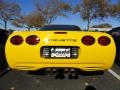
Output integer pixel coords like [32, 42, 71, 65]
[98, 36, 111, 46]
[82, 35, 95, 46]
[10, 35, 23, 45]
[26, 35, 40, 45]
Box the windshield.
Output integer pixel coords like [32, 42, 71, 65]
[40, 25, 81, 31]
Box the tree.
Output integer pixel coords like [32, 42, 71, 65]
[110, 2, 120, 19]
[12, 12, 45, 30]
[74, 0, 110, 30]
[0, 0, 21, 30]
[30, 12, 45, 30]
[0, 1, 4, 10]
[35, 0, 71, 24]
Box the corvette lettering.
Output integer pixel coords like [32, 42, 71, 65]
[48, 39, 77, 42]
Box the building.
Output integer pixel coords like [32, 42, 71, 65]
[89, 23, 112, 32]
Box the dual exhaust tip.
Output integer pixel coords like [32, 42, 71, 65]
[45, 68, 79, 79]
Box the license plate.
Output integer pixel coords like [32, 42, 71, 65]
[51, 47, 71, 58]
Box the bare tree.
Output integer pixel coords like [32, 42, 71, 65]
[12, 12, 45, 30]
[110, 2, 120, 19]
[35, 0, 71, 24]
[29, 12, 45, 30]
[74, 0, 110, 30]
[12, 15, 32, 31]
[0, 0, 21, 30]
[0, 0, 4, 10]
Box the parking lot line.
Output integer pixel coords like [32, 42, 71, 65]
[0, 67, 10, 77]
[108, 69, 120, 81]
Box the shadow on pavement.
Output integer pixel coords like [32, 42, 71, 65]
[0, 45, 10, 78]
[84, 85, 96, 90]
[0, 68, 10, 77]
[0, 44, 9, 71]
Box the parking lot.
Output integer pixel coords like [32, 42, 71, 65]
[1, 29, 119, 90]
[0, 63, 120, 90]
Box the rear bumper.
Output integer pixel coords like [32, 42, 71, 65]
[13, 63, 109, 71]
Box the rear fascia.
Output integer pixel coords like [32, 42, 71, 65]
[5, 31, 116, 71]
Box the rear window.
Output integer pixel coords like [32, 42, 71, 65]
[40, 25, 81, 31]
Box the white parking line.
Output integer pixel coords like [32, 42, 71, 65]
[108, 69, 120, 81]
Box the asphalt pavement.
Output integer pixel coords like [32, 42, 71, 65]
[0, 63, 120, 90]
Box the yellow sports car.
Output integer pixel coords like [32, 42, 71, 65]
[5, 25, 116, 72]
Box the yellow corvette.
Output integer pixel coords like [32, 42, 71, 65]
[5, 25, 116, 72]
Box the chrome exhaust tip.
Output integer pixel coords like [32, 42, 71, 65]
[68, 69, 79, 79]
[70, 68, 75, 73]
[64, 68, 69, 73]
[52, 68, 57, 74]
[45, 68, 51, 75]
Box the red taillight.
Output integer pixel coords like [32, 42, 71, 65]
[82, 35, 95, 46]
[98, 36, 111, 46]
[10, 35, 23, 45]
[26, 35, 40, 45]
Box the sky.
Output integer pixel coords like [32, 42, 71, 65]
[3, 0, 120, 30]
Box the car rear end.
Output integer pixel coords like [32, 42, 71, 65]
[5, 30, 116, 71]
